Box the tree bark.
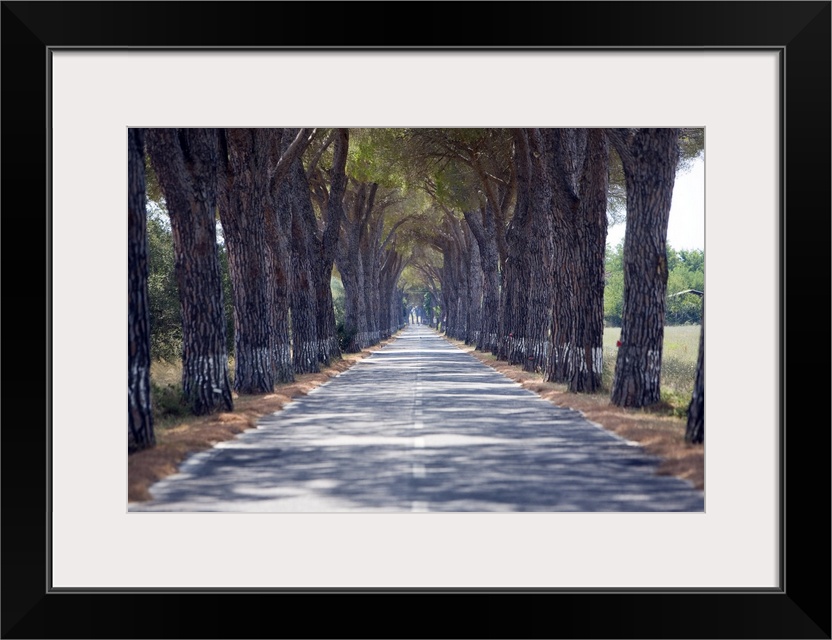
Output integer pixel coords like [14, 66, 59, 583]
[499, 132, 534, 366]
[128, 128, 155, 452]
[146, 128, 233, 415]
[546, 128, 609, 392]
[685, 313, 704, 443]
[466, 226, 483, 346]
[305, 129, 348, 364]
[361, 210, 384, 346]
[265, 129, 294, 383]
[337, 182, 376, 352]
[521, 129, 555, 373]
[608, 128, 679, 407]
[282, 130, 319, 374]
[217, 128, 274, 394]
[462, 206, 500, 354]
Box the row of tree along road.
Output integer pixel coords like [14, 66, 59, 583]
[128, 128, 705, 456]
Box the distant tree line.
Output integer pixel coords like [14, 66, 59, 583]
[604, 243, 704, 327]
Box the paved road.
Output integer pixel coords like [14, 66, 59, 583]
[130, 324, 704, 512]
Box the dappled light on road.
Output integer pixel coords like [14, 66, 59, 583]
[130, 325, 704, 513]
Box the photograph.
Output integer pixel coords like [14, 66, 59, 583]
[127, 126, 707, 514]
[3, 1, 828, 638]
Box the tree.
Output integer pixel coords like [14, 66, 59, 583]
[546, 128, 609, 392]
[305, 128, 349, 364]
[264, 129, 301, 383]
[608, 128, 680, 407]
[337, 180, 377, 352]
[514, 128, 555, 373]
[145, 128, 234, 415]
[128, 128, 155, 452]
[217, 128, 274, 394]
[686, 310, 705, 444]
[145, 207, 182, 362]
[281, 130, 321, 374]
[406, 129, 514, 354]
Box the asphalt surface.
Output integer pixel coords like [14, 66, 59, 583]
[129, 324, 704, 512]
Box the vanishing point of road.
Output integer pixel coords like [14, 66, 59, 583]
[129, 324, 704, 513]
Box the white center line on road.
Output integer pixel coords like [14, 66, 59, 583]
[412, 463, 426, 478]
[413, 437, 426, 448]
[413, 421, 424, 429]
[411, 501, 429, 512]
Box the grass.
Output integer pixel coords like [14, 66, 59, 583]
[444, 326, 704, 492]
[603, 325, 701, 417]
[129, 336, 400, 502]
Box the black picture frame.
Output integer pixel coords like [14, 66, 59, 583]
[2, 2, 829, 638]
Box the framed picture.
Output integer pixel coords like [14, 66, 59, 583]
[4, 2, 828, 637]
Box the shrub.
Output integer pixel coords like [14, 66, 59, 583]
[150, 381, 189, 424]
[336, 321, 357, 352]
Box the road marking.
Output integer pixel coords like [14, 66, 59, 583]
[413, 437, 425, 448]
[411, 501, 429, 512]
[412, 463, 426, 478]
[413, 421, 424, 429]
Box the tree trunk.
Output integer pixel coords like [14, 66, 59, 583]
[319, 131, 349, 361]
[568, 129, 609, 392]
[462, 206, 500, 354]
[265, 129, 294, 383]
[466, 228, 483, 346]
[609, 128, 679, 407]
[685, 314, 704, 443]
[337, 181, 377, 352]
[146, 128, 233, 415]
[521, 129, 554, 373]
[267, 241, 294, 383]
[305, 129, 348, 364]
[361, 212, 383, 346]
[217, 129, 274, 394]
[283, 137, 320, 374]
[128, 128, 155, 452]
[499, 132, 533, 366]
[547, 128, 582, 385]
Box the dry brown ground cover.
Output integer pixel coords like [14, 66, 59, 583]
[128, 337, 398, 503]
[443, 336, 704, 492]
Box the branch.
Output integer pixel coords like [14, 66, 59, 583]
[271, 127, 314, 185]
[380, 216, 415, 254]
[306, 129, 337, 177]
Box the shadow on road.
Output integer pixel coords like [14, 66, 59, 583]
[130, 326, 704, 513]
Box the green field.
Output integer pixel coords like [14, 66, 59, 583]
[602, 325, 701, 401]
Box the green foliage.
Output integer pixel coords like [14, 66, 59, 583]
[145, 152, 164, 203]
[606, 146, 627, 226]
[665, 248, 704, 325]
[335, 321, 357, 352]
[346, 128, 410, 188]
[677, 128, 705, 174]
[146, 199, 235, 361]
[331, 275, 345, 326]
[146, 207, 182, 361]
[423, 291, 433, 313]
[150, 380, 190, 424]
[604, 242, 703, 326]
[603, 241, 625, 327]
[218, 243, 235, 356]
